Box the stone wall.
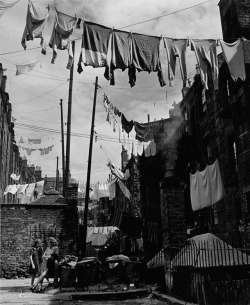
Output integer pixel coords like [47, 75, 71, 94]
[0, 204, 78, 278]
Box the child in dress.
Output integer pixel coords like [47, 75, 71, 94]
[29, 239, 42, 290]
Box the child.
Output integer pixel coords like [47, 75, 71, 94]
[29, 239, 42, 290]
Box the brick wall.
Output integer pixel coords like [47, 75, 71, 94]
[0, 204, 78, 278]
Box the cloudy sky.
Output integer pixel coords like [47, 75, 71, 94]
[0, 0, 223, 184]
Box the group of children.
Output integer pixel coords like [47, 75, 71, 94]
[29, 237, 59, 292]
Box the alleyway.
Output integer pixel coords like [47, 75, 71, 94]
[0, 278, 173, 305]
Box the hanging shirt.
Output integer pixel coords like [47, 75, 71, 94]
[131, 33, 165, 87]
[49, 10, 77, 69]
[220, 38, 246, 82]
[190, 159, 224, 211]
[21, 0, 50, 55]
[131, 32, 161, 72]
[163, 37, 187, 87]
[106, 29, 131, 84]
[78, 21, 111, 73]
[191, 39, 219, 90]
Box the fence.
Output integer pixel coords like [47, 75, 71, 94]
[167, 236, 250, 305]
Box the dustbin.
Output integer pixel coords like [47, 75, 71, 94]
[76, 258, 101, 289]
[59, 266, 77, 288]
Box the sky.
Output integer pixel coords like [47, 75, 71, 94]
[0, 0, 223, 184]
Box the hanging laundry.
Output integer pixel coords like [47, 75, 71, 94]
[107, 29, 131, 85]
[131, 32, 165, 87]
[109, 178, 117, 200]
[9, 184, 20, 195]
[4, 185, 13, 195]
[190, 159, 224, 211]
[121, 113, 133, 134]
[16, 60, 39, 76]
[134, 121, 148, 142]
[21, 0, 50, 54]
[78, 21, 111, 73]
[118, 180, 131, 200]
[10, 173, 20, 181]
[243, 38, 250, 64]
[22, 183, 36, 204]
[49, 10, 77, 69]
[137, 140, 144, 156]
[128, 65, 136, 87]
[17, 184, 28, 195]
[35, 180, 44, 196]
[220, 38, 246, 82]
[107, 160, 125, 180]
[28, 138, 41, 144]
[163, 37, 187, 87]
[0, 0, 20, 18]
[143, 141, 152, 157]
[191, 39, 219, 90]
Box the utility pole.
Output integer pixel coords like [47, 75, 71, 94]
[64, 40, 75, 201]
[82, 76, 99, 257]
[56, 156, 59, 191]
[60, 99, 65, 195]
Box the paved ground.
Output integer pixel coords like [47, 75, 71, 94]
[0, 278, 162, 305]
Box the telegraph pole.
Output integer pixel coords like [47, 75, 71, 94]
[82, 76, 99, 257]
[56, 156, 59, 191]
[60, 99, 65, 195]
[64, 40, 75, 201]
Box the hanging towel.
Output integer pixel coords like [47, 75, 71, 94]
[21, 0, 50, 54]
[163, 37, 187, 87]
[16, 60, 39, 76]
[137, 140, 144, 156]
[220, 39, 245, 82]
[191, 39, 219, 90]
[0, 0, 20, 18]
[190, 159, 224, 211]
[208, 159, 224, 205]
[78, 21, 111, 73]
[49, 10, 77, 69]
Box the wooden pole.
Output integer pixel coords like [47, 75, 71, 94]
[64, 40, 75, 201]
[60, 99, 65, 195]
[82, 76, 99, 258]
[56, 156, 59, 191]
